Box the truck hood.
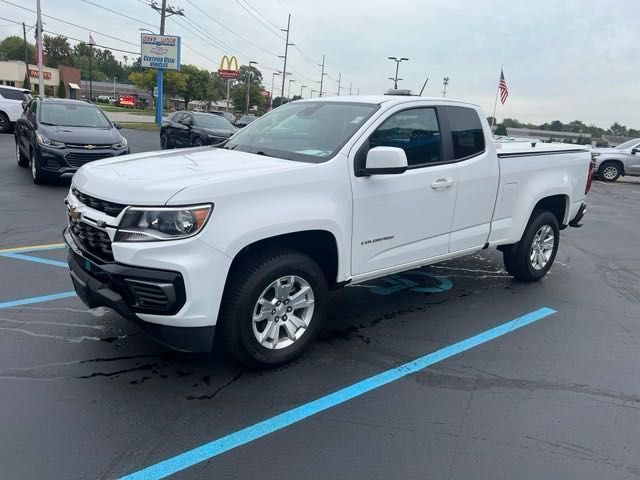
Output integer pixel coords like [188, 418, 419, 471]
[72, 147, 310, 205]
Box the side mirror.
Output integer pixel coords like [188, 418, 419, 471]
[358, 146, 408, 176]
[113, 122, 122, 130]
[632, 148, 638, 155]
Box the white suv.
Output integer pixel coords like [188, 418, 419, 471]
[0, 86, 32, 133]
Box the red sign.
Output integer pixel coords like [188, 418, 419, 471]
[29, 69, 52, 80]
[218, 69, 239, 79]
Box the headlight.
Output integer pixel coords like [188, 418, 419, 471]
[115, 204, 212, 242]
[36, 133, 65, 148]
[113, 137, 128, 149]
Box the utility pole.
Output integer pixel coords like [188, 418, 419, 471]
[318, 54, 326, 97]
[287, 78, 295, 99]
[299, 84, 306, 98]
[310, 89, 318, 98]
[336, 72, 342, 96]
[22, 22, 30, 90]
[442, 76, 449, 97]
[36, 0, 44, 96]
[270, 71, 280, 110]
[388, 56, 409, 89]
[279, 14, 293, 100]
[349, 82, 352, 95]
[149, 0, 184, 124]
[246, 61, 257, 114]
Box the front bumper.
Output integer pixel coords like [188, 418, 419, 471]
[64, 228, 215, 353]
[37, 145, 129, 177]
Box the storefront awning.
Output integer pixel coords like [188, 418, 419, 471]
[68, 83, 80, 90]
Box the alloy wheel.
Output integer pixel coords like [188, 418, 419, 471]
[251, 275, 315, 350]
[602, 165, 618, 180]
[529, 224, 554, 270]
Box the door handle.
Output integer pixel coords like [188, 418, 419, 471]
[431, 178, 454, 190]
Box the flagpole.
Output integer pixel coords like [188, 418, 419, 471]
[36, 0, 44, 96]
[491, 65, 502, 129]
[89, 42, 93, 101]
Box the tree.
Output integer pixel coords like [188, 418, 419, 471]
[176, 64, 210, 107]
[0, 36, 34, 62]
[231, 83, 265, 113]
[495, 124, 508, 136]
[549, 120, 564, 131]
[272, 96, 288, 108]
[608, 122, 627, 136]
[94, 48, 125, 80]
[238, 65, 263, 86]
[57, 80, 65, 98]
[43, 34, 72, 68]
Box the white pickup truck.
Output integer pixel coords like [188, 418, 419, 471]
[64, 95, 593, 367]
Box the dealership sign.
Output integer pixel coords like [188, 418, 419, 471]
[140, 34, 181, 70]
[218, 55, 239, 79]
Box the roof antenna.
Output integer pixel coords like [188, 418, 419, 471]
[418, 76, 429, 96]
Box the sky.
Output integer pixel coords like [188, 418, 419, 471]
[1, 0, 638, 128]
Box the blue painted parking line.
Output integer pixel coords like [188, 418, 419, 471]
[120, 307, 557, 480]
[0, 291, 77, 309]
[1, 252, 68, 268]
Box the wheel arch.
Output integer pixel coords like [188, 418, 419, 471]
[226, 229, 342, 289]
[598, 158, 625, 175]
[532, 194, 569, 227]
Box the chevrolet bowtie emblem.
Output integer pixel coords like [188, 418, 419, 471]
[84, 144, 96, 150]
[68, 206, 81, 222]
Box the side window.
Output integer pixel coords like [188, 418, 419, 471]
[29, 101, 37, 115]
[172, 112, 184, 123]
[369, 108, 441, 167]
[446, 106, 485, 159]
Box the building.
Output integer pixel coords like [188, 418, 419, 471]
[0, 60, 81, 98]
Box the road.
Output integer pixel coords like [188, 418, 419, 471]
[0, 130, 639, 479]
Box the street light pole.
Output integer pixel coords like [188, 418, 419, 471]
[388, 56, 409, 89]
[318, 54, 326, 97]
[287, 78, 295, 99]
[279, 14, 293, 100]
[442, 76, 449, 97]
[336, 72, 341, 96]
[270, 71, 280, 110]
[36, 0, 44, 96]
[299, 84, 306, 98]
[113, 77, 117, 99]
[246, 61, 257, 114]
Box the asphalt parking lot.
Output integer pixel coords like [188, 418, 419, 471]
[1, 130, 639, 480]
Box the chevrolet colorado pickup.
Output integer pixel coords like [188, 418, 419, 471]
[64, 95, 593, 367]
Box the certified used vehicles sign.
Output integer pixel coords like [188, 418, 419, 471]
[140, 34, 181, 70]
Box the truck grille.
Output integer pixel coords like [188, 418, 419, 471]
[72, 187, 127, 217]
[65, 152, 114, 168]
[70, 221, 113, 263]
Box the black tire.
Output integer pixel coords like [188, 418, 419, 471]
[192, 136, 203, 147]
[30, 149, 48, 185]
[160, 133, 172, 150]
[0, 112, 10, 134]
[218, 248, 328, 368]
[502, 210, 560, 282]
[598, 161, 621, 182]
[16, 139, 29, 167]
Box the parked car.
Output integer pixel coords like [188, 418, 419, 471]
[160, 111, 236, 149]
[235, 114, 256, 128]
[64, 96, 592, 367]
[210, 110, 236, 124]
[15, 97, 129, 184]
[0, 85, 32, 133]
[96, 95, 111, 103]
[591, 138, 640, 181]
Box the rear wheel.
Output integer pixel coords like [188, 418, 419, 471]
[161, 133, 172, 149]
[16, 140, 29, 167]
[502, 210, 559, 282]
[598, 161, 621, 182]
[218, 248, 327, 368]
[0, 112, 10, 134]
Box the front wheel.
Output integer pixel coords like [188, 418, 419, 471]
[219, 248, 327, 368]
[502, 210, 559, 282]
[16, 140, 29, 167]
[598, 161, 621, 182]
[31, 150, 49, 185]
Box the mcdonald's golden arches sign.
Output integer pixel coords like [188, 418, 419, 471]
[218, 56, 239, 79]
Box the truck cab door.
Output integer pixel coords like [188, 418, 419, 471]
[350, 106, 458, 279]
[628, 143, 640, 174]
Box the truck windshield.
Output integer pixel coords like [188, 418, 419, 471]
[615, 139, 640, 150]
[224, 101, 379, 163]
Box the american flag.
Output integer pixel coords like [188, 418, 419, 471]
[498, 69, 508, 104]
[89, 33, 96, 46]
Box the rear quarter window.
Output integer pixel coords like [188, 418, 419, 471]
[446, 106, 485, 159]
[0, 88, 29, 101]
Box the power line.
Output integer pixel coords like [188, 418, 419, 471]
[234, 0, 284, 40]
[78, 0, 157, 29]
[0, 0, 139, 47]
[241, 0, 282, 31]
[184, 0, 280, 58]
